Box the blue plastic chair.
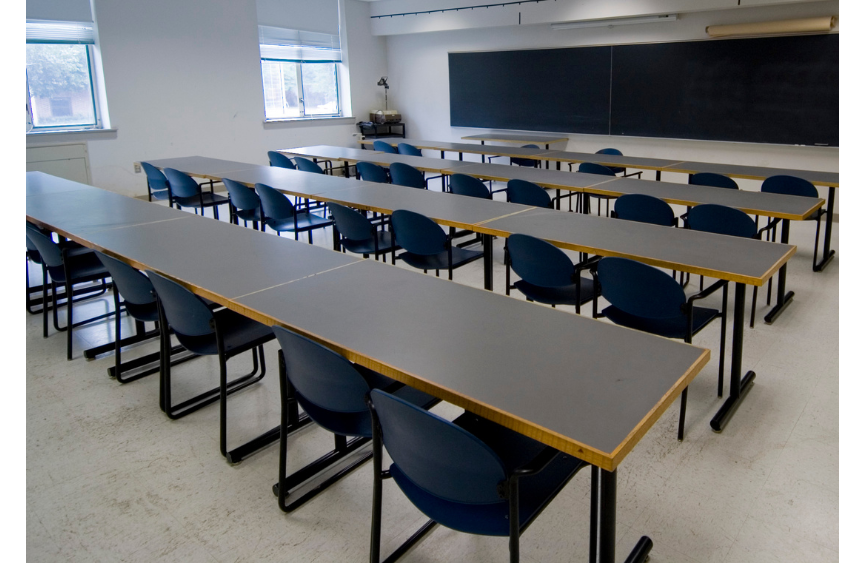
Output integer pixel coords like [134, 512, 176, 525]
[94, 252, 198, 383]
[356, 161, 389, 183]
[761, 175, 826, 272]
[255, 183, 332, 244]
[271, 326, 438, 512]
[26, 224, 114, 360]
[506, 179, 553, 209]
[689, 204, 770, 331]
[612, 194, 676, 227]
[487, 144, 540, 168]
[577, 162, 618, 216]
[293, 156, 325, 174]
[689, 172, 738, 189]
[391, 210, 484, 280]
[595, 148, 642, 178]
[397, 143, 422, 156]
[505, 234, 594, 314]
[268, 151, 296, 169]
[367, 388, 587, 562]
[140, 162, 171, 202]
[25, 227, 100, 315]
[163, 168, 230, 219]
[593, 257, 727, 441]
[222, 179, 263, 229]
[372, 140, 398, 154]
[147, 271, 276, 463]
[328, 202, 395, 261]
[449, 173, 490, 200]
[389, 163, 426, 189]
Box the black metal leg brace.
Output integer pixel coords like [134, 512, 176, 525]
[764, 219, 794, 324]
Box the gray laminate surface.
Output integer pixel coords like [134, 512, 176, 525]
[453, 162, 616, 190]
[216, 166, 369, 198]
[587, 176, 824, 220]
[314, 183, 532, 229]
[478, 208, 795, 285]
[461, 133, 571, 144]
[668, 162, 839, 188]
[239, 259, 706, 461]
[144, 156, 259, 178]
[26, 171, 99, 196]
[540, 151, 683, 170]
[364, 139, 549, 159]
[280, 145, 381, 162]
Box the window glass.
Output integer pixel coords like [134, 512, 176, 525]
[261, 60, 300, 119]
[26, 43, 96, 128]
[301, 63, 339, 116]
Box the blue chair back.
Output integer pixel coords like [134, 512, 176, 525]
[223, 179, 261, 211]
[274, 326, 371, 415]
[397, 143, 422, 157]
[146, 271, 214, 337]
[613, 194, 675, 226]
[294, 157, 324, 174]
[95, 252, 155, 306]
[506, 179, 551, 208]
[689, 172, 738, 189]
[595, 148, 625, 174]
[255, 183, 295, 220]
[450, 173, 490, 200]
[389, 163, 426, 189]
[372, 140, 398, 154]
[357, 161, 388, 183]
[596, 257, 684, 320]
[391, 210, 446, 256]
[510, 144, 539, 168]
[268, 151, 296, 169]
[328, 203, 374, 242]
[761, 175, 818, 198]
[25, 225, 63, 268]
[688, 204, 756, 239]
[506, 234, 574, 288]
[370, 389, 507, 504]
[163, 168, 200, 199]
[578, 162, 616, 177]
[141, 162, 170, 192]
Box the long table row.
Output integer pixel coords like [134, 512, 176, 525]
[27, 170, 710, 562]
[143, 156, 794, 433]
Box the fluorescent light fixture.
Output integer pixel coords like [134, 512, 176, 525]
[551, 14, 678, 31]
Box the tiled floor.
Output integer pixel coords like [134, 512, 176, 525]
[26, 196, 838, 562]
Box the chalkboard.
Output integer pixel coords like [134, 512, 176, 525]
[448, 47, 611, 134]
[448, 34, 838, 147]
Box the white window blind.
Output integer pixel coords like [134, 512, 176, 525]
[27, 20, 95, 44]
[259, 26, 341, 62]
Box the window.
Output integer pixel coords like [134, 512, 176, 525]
[26, 20, 101, 131]
[259, 26, 342, 120]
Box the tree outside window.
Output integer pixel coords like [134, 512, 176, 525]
[26, 43, 97, 128]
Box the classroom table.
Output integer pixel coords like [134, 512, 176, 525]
[363, 138, 552, 163]
[146, 156, 797, 432]
[27, 172, 711, 562]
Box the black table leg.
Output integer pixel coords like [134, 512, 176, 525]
[711, 282, 756, 432]
[483, 235, 493, 291]
[656, 171, 661, 181]
[344, 161, 350, 178]
[545, 144, 550, 170]
[814, 186, 835, 272]
[764, 219, 794, 324]
[589, 467, 617, 563]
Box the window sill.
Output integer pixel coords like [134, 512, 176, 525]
[263, 116, 355, 127]
[27, 128, 117, 142]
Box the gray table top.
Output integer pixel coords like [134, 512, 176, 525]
[452, 162, 617, 190]
[314, 183, 533, 230]
[238, 259, 708, 470]
[281, 145, 381, 162]
[363, 138, 550, 159]
[461, 133, 571, 145]
[540, 151, 683, 170]
[587, 176, 824, 220]
[477, 208, 795, 286]
[665, 161, 839, 188]
[26, 186, 191, 237]
[215, 166, 368, 198]
[144, 156, 260, 178]
[281, 146, 468, 173]
[26, 171, 100, 196]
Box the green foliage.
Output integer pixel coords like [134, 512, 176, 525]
[26, 44, 90, 99]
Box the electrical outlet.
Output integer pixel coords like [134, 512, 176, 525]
[133, 162, 141, 173]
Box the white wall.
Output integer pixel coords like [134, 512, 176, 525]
[27, 0, 388, 197]
[385, 0, 839, 207]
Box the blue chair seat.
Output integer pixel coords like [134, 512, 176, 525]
[173, 192, 230, 209]
[340, 229, 394, 255]
[602, 304, 718, 339]
[265, 212, 332, 234]
[514, 276, 595, 306]
[176, 308, 274, 356]
[234, 207, 264, 222]
[150, 189, 171, 201]
[389, 411, 585, 537]
[397, 246, 483, 272]
[124, 300, 160, 323]
[50, 251, 111, 284]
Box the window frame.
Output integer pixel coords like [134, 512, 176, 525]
[26, 42, 101, 131]
[260, 58, 342, 121]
